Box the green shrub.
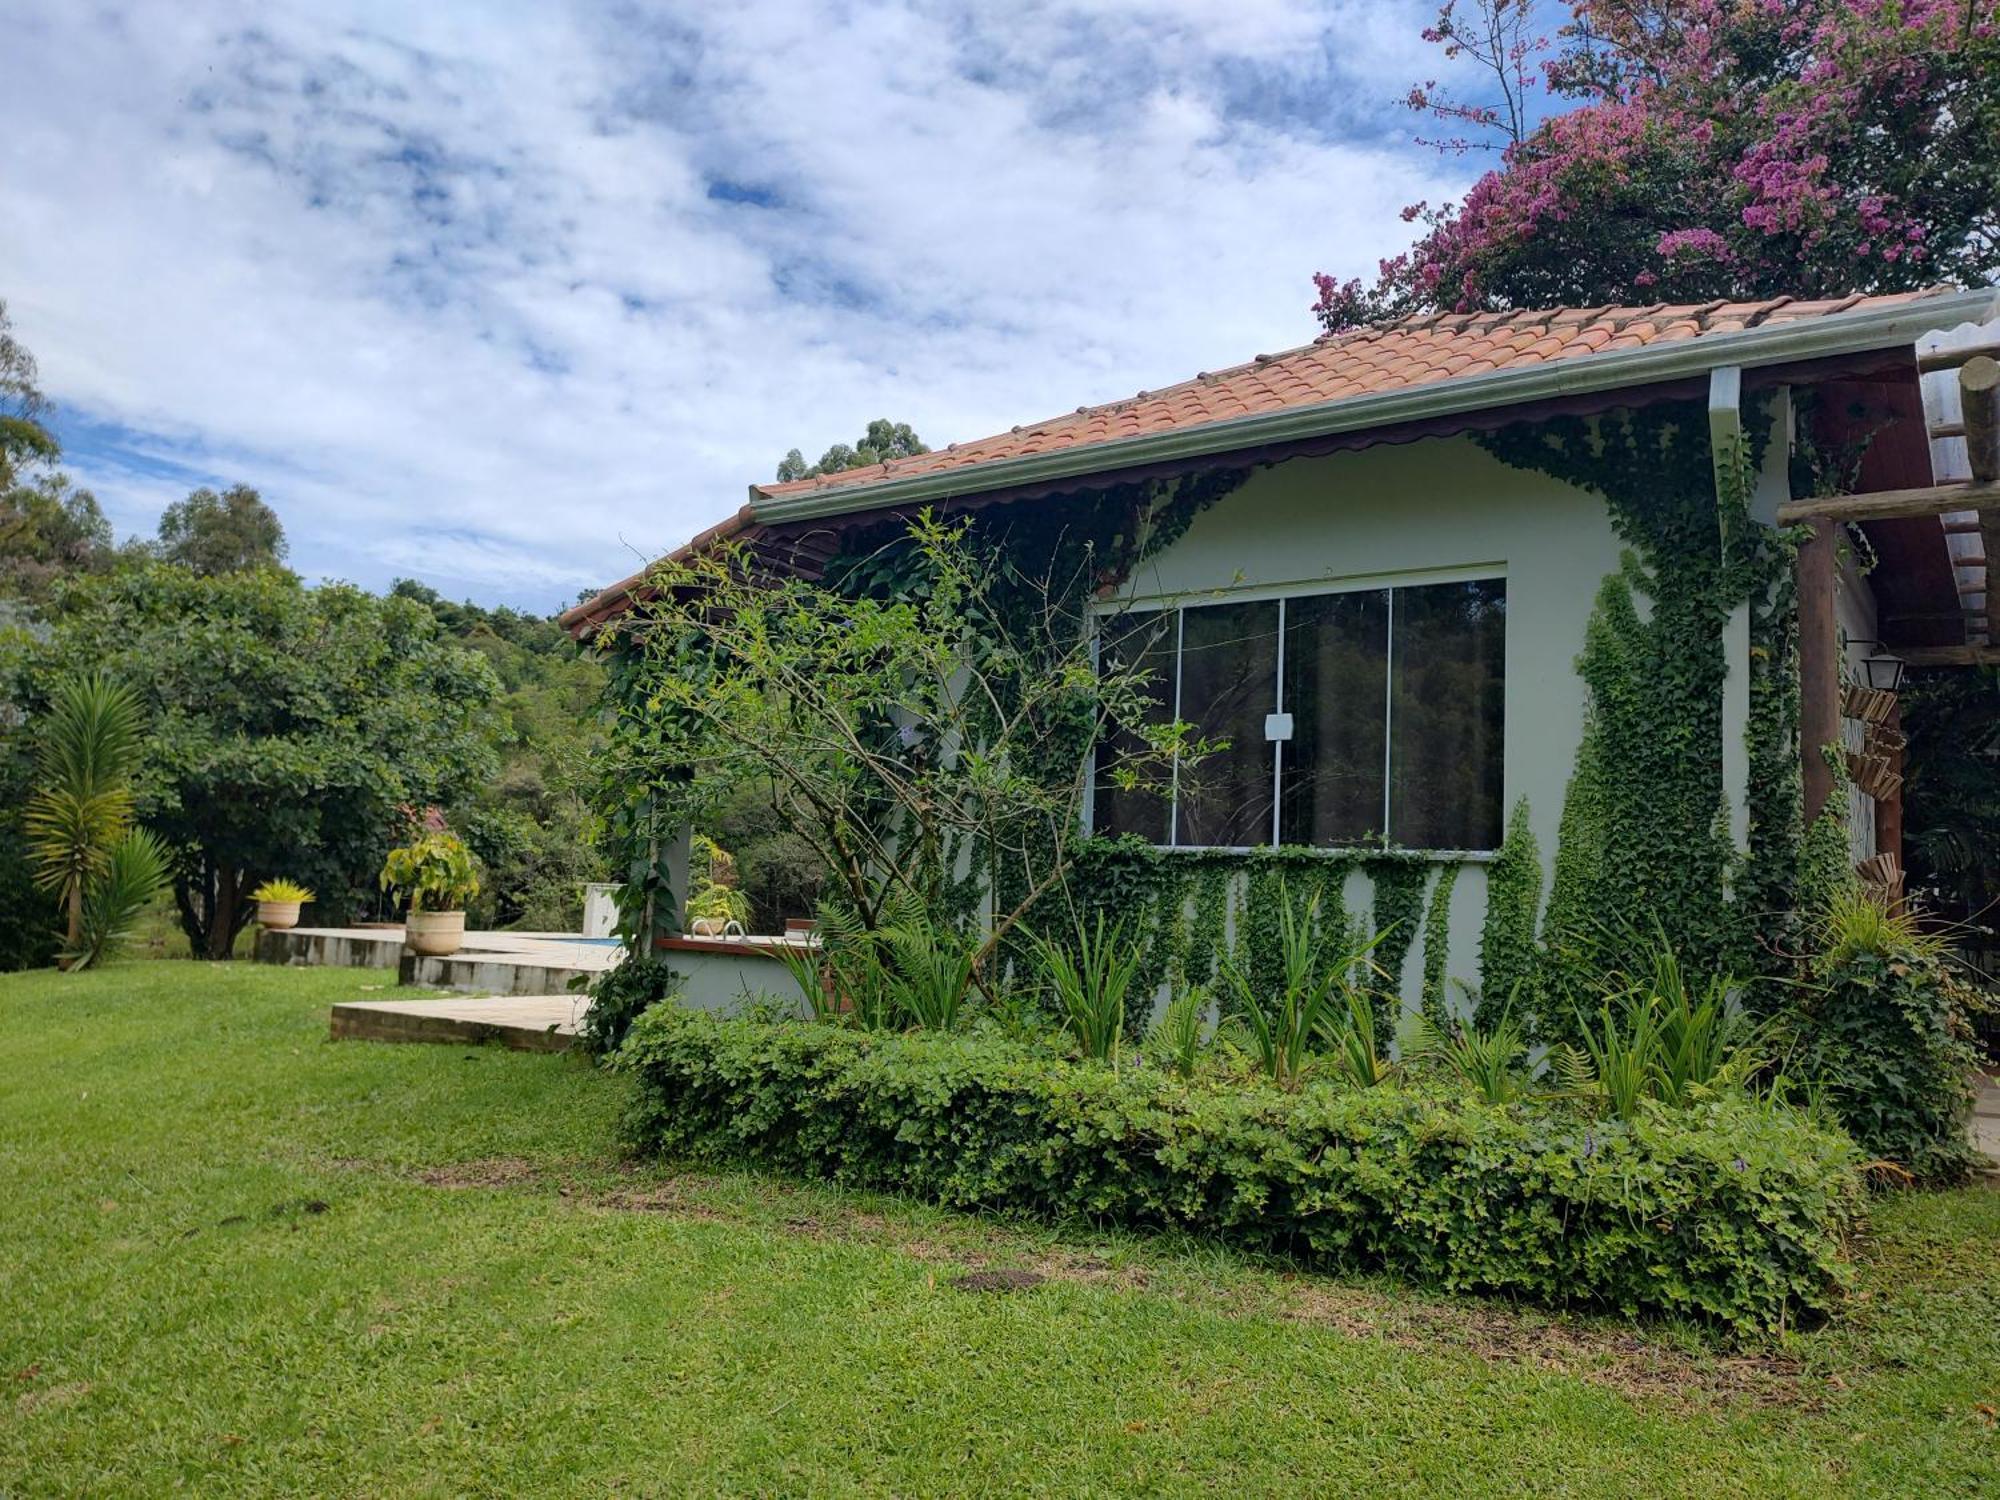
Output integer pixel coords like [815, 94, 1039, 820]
[1401, 1006, 1528, 1104]
[577, 955, 683, 1055]
[1789, 892, 1983, 1185]
[620, 1009, 1864, 1334]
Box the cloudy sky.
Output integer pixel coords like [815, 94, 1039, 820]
[2, 1, 1477, 610]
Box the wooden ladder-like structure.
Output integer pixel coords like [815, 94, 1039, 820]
[1781, 346, 2000, 834]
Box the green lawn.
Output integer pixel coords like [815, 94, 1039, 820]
[2, 965, 1995, 1497]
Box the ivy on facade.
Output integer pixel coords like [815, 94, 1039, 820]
[596, 389, 1829, 1023]
[1475, 393, 1812, 1030]
[1419, 863, 1458, 1029]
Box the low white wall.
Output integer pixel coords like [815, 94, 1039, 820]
[667, 942, 811, 1017]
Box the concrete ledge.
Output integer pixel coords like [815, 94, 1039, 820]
[399, 951, 596, 998]
[258, 928, 404, 970]
[329, 995, 585, 1052]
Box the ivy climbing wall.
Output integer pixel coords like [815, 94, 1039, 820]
[601, 388, 1829, 1029]
[1089, 431, 1632, 1014]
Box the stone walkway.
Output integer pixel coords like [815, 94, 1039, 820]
[1974, 1073, 2000, 1168]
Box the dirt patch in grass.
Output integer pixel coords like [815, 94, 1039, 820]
[15, 1381, 92, 1415]
[416, 1157, 542, 1189]
[951, 1269, 1046, 1293]
[1276, 1279, 1809, 1409]
[595, 1180, 732, 1222]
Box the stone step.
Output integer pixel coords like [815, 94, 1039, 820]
[329, 995, 587, 1052]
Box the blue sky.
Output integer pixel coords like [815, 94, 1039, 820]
[2, 1, 1477, 610]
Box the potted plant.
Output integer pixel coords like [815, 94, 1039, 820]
[251, 877, 314, 930]
[379, 831, 480, 957]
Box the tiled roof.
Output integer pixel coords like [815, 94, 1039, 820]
[753, 290, 1955, 503]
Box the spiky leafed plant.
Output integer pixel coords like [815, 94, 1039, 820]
[68, 827, 172, 970]
[1218, 888, 1387, 1090]
[24, 673, 147, 962]
[1401, 992, 1530, 1104]
[1031, 913, 1145, 1064]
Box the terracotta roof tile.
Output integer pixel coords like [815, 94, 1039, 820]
[749, 288, 1959, 506]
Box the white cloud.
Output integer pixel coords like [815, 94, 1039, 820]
[0, 0, 1468, 608]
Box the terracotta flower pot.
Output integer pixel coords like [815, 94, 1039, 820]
[405, 909, 466, 957]
[257, 899, 302, 930]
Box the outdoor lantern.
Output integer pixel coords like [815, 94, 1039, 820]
[1856, 643, 1907, 694]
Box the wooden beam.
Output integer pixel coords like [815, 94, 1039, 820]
[1776, 477, 2000, 525]
[1883, 609, 1984, 624]
[1917, 340, 2000, 374]
[1931, 420, 1966, 440]
[1798, 517, 1841, 825]
[1889, 644, 2000, 667]
[1962, 356, 2000, 483]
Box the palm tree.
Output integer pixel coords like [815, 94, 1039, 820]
[24, 673, 145, 963]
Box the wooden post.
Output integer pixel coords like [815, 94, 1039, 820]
[1961, 355, 1999, 482]
[1872, 700, 1903, 885]
[1798, 517, 1841, 826]
[1962, 357, 2000, 644]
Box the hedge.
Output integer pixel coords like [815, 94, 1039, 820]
[619, 1009, 1865, 1334]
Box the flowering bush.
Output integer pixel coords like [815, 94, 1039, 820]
[1316, 0, 2000, 325]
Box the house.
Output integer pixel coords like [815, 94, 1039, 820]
[565, 285, 2000, 1013]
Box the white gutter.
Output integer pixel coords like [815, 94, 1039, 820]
[751, 286, 2000, 526]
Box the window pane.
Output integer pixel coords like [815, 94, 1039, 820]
[1389, 579, 1506, 850]
[1280, 589, 1388, 846]
[1175, 599, 1280, 847]
[1092, 609, 1175, 842]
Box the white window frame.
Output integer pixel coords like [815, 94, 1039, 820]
[1086, 565, 1507, 858]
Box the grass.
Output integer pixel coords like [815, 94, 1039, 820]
[1, 964, 1995, 1497]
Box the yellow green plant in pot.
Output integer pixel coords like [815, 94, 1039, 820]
[379, 832, 480, 957]
[250, 877, 314, 931]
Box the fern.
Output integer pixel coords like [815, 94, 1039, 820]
[1148, 989, 1208, 1078]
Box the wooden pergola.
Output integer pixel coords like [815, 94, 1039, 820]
[1780, 346, 2000, 875]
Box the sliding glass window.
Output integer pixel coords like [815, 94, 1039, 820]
[1093, 577, 1504, 852]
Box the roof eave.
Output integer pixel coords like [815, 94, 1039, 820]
[748, 286, 2000, 527]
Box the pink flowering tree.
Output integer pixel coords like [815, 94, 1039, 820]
[1316, 0, 2000, 328]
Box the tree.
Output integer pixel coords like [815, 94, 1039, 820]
[603, 512, 1205, 993]
[2, 472, 112, 602]
[775, 419, 928, 482]
[30, 564, 500, 957]
[0, 300, 110, 602]
[389, 578, 610, 929]
[0, 299, 59, 490]
[154, 484, 289, 576]
[1314, 0, 2000, 327]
